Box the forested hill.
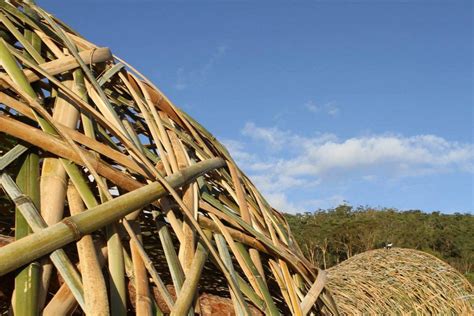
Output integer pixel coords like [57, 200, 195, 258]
[284, 205, 474, 283]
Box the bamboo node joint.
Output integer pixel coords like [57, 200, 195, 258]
[13, 194, 33, 207]
[61, 217, 83, 240]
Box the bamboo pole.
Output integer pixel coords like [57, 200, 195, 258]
[43, 242, 108, 315]
[214, 233, 250, 315]
[130, 222, 153, 316]
[67, 184, 109, 315]
[0, 144, 28, 171]
[38, 79, 79, 308]
[170, 232, 211, 316]
[301, 270, 327, 315]
[13, 152, 40, 316]
[0, 157, 225, 276]
[1, 173, 86, 310]
[155, 215, 185, 295]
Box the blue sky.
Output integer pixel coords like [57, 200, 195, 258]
[41, 0, 473, 213]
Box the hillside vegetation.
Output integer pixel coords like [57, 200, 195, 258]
[285, 205, 474, 283]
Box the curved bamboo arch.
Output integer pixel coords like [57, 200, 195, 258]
[0, 1, 336, 315]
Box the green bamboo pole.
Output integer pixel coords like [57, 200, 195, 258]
[107, 223, 127, 316]
[235, 243, 281, 316]
[1, 173, 86, 310]
[0, 38, 53, 134]
[155, 215, 185, 294]
[154, 211, 195, 315]
[203, 192, 308, 281]
[13, 152, 40, 316]
[214, 233, 250, 315]
[209, 213, 279, 315]
[0, 13, 44, 64]
[0, 157, 224, 276]
[0, 144, 28, 171]
[97, 62, 124, 86]
[169, 231, 211, 316]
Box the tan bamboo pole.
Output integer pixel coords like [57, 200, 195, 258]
[39, 79, 79, 308]
[43, 242, 108, 315]
[226, 161, 268, 287]
[6, 46, 159, 180]
[269, 260, 293, 311]
[130, 222, 152, 316]
[301, 270, 327, 315]
[280, 259, 303, 316]
[67, 184, 109, 315]
[63, 160, 174, 311]
[0, 157, 224, 275]
[74, 66, 128, 316]
[0, 47, 112, 89]
[0, 115, 144, 193]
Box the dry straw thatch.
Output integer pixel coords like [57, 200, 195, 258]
[326, 248, 474, 315]
[0, 0, 336, 315]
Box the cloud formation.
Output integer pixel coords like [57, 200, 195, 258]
[304, 100, 340, 116]
[223, 123, 474, 212]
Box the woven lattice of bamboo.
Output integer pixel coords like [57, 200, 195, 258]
[0, 1, 336, 315]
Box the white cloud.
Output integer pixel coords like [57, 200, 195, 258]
[304, 100, 340, 116]
[174, 44, 229, 90]
[224, 123, 474, 213]
[304, 100, 319, 113]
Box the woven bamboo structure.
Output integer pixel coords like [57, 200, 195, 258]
[0, 1, 337, 315]
[326, 248, 474, 314]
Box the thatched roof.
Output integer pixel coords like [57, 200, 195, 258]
[326, 248, 474, 314]
[0, 1, 335, 315]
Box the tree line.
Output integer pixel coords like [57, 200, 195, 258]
[284, 205, 474, 283]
